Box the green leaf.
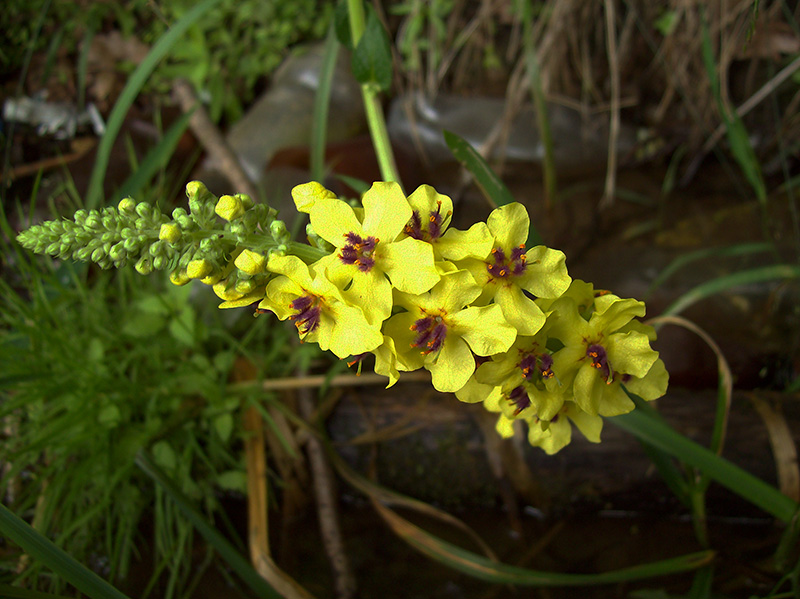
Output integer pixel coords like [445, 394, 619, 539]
[152, 440, 178, 472]
[168, 305, 196, 346]
[0, 504, 131, 599]
[216, 470, 247, 494]
[122, 312, 166, 337]
[350, 6, 392, 91]
[333, 1, 353, 49]
[213, 413, 234, 442]
[612, 395, 800, 523]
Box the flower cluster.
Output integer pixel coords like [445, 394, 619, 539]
[16, 180, 667, 453]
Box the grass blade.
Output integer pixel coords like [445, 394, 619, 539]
[325, 430, 711, 585]
[0, 584, 77, 599]
[373, 501, 713, 585]
[645, 242, 774, 297]
[661, 264, 800, 317]
[84, 0, 223, 210]
[309, 24, 340, 184]
[443, 129, 544, 247]
[611, 395, 800, 523]
[134, 450, 294, 599]
[0, 503, 130, 599]
[116, 108, 194, 200]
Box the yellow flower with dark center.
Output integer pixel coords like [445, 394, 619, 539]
[460, 202, 571, 336]
[384, 270, 516, 393]
[258, 255, 382, 359]
[307, 182, 440, 326]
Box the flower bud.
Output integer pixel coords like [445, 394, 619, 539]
[170, 269, 191, 286]
[187, 259, 214, 279]
[235, 279, 256, 294]
[73, 209, 88, 225]
[215, 195, 246, 221]
[135, 256, 153, 275]
[186, 180, 213, 203]
[200, 272, 223, 285]
[91, 247, 106, 262]
[234, 249, 267, 276]
[159, 223, 182, 244]
[118, 198, 136, 214]
[108, 242, 126, 262]
[153, 255, 168, 270]
[270, 220, 290, 244]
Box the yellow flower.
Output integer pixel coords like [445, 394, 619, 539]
[292, 181, 338, 214]
[258, 255, 382, 359]
[460, 203, 571, 336]
[383, 269, 516, 393]
[402, 185, 493, 260]
[308, 182, 440, 325]
[187, 259, 214, 279]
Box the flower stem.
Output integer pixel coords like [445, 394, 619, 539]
[347, 0, 402, 189]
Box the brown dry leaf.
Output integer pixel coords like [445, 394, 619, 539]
[748, 393, 800, 502]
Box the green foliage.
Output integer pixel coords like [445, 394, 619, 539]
[0, 253, 301, 595]
[146, 0, 333, 123]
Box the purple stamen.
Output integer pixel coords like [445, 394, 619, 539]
[339, 233, 379, 272]
[410, 314, 447, 354]
[290, 295, 321, 335]
[486, 244, 527, 279]
[508, 386, 531, 415]
[586, 343, 612, 383]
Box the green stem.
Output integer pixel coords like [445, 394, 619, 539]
[347, 0, 402, 187]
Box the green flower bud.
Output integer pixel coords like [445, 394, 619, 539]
[268, 246, 287, 259]
[172, 207, 188, 220]
[135, 202, 153, 218]
[135, 256, 153, 275]
[229, 222, 247, 237]
[186, 180, 213, 203]
[85, 215, 102, 229]
[234, 249, 267, 276]
[91, 247, 105, 262]
[187, 259, 214, 279]
[108, 242, 126, 262]
[153, 255, 168, 270]
[159, 223, 182, 244]
[236, 193, 254, 210]
[118, 198, 136, 214]
[215, 195, 246, 221]
[270, 220, 289, 244]
[75, 247, 92, 261]
[73, 209, 88, 225]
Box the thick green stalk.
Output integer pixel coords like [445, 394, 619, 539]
[347, 0, 402, 187]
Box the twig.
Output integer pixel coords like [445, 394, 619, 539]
[228, 370, 431, 393]
[171, 78, 260, 200]
[600, 0, 620, 210]
[297, 383, 356, 599]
